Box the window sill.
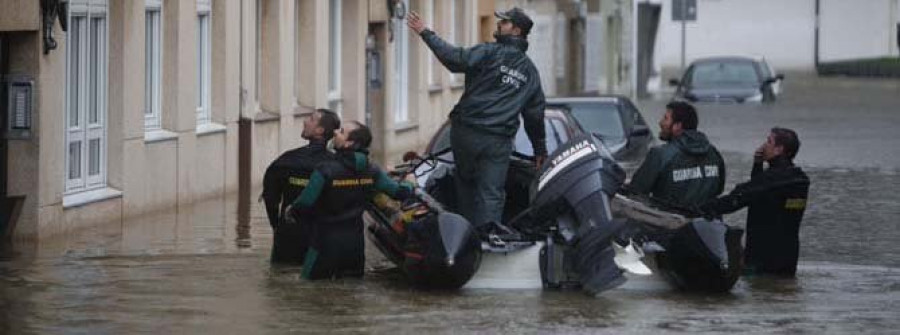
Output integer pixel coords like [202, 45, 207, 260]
[450, 82, 465, 90]
[294, 103, 315, 117]
[253, 110, 281, 123]
[63, 187, 123, 209]
[196, 122, 227, 136]
[427, 84, 443, 94]
[394, 121, 418, 133]
[144, 129, 179, 143]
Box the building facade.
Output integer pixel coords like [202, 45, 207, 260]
[0, 0, 508, 241]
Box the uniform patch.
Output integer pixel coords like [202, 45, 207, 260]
[288, 177, 309, 186]
[332, 178, 374, 187]
[784, 198, 807, 210]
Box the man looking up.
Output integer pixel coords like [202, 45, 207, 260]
[262, 109, 340, 264]
[407, 7, 547, 237]
[289, 121, 414, 280]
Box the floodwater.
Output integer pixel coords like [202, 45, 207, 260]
[2, 75, 900, 334]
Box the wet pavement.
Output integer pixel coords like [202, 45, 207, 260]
[2, 75, 900, 334]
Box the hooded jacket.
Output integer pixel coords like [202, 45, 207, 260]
[701, 157, 810, 276]
[419, 30, 546, 156]
[628, 130, 726, 208]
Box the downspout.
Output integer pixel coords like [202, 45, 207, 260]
[631, 0, 639, 99]
[814, 0, 820, 69]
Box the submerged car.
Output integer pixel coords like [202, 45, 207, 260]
[547, 96, 654, 172]
[670, 56, 785, 103]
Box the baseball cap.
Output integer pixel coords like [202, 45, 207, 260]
[494, 7, 533, 36]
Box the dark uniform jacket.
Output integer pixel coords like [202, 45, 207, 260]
[419, 30, 547, 156]
[628, 130, 726, 208]
[261, 140, 333, 263]
[701, 157, 810, 276]
[290, 149, 413, 279]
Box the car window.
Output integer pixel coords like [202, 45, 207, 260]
[566, 103, 625, 139]
[689, 61, 761, 87]
[428, 124, 451, 154]
[551, 119, 570, 145]
[514, 118, 561, 156]
[759, 60, 773, 79]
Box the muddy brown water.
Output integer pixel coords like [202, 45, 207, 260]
[2, 75, 899, 334]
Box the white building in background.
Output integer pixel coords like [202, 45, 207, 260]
[653, 0, 900, 78]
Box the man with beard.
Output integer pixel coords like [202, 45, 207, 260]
[262, 108, 341, 264]
[700, 128, 810, 276]
[288, 121, 413, 279]
[406, 8, 546, 238]
[626, 101, 726, 209]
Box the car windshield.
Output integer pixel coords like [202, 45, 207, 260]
[566, 103, 625, 139]
[429, 118, 565, 157]
[689, 61, 760, 88]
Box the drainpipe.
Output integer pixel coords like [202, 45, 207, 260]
[814, 0, 820, 68]
[631, 0, 639, 99]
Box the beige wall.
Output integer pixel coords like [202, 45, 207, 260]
[6, 0, 502, 241]
[0, 0, 39, 31]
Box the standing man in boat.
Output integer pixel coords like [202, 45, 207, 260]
[626, 101, 726, 209]
[406, 7, 547, 238]
[288, 121, 414, 280]
[262, 109, 341, 264]
[700, 127, 810, 277]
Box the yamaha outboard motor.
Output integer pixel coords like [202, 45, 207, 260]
[511, 135, 627, 295]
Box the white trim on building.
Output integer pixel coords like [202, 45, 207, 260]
[144, 0, 162, 130]
[196, 0, 212, 126]
[392, 0, 410, 124]
[66, 0, 108, 194]
[328, 0, 343, 114]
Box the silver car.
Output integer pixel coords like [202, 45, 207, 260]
[669, 56, 785, 103]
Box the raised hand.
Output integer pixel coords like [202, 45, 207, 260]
[406, 11, 427, 35]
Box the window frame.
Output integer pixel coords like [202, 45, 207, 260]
[196, 0, 212, 126]
[144, 0, 162, 130]
[392, 0, 410, 124]
[65, 0, 109, 194]
[327, 0, 343, 113]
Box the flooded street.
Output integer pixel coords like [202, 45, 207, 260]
[2, 75, 900, 334]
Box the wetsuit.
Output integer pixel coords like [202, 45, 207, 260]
[290, 149, 413, 280]
[701, 157, 810, 276]
[261, 140, 333, 264]
[628, 130, 726, 209]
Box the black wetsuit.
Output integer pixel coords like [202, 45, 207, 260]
[262, 140, 333, 264]
[701, 157, 810, 276]
[290, 149, 413, 280]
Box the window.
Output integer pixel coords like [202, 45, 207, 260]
[328, 0, 342, 113]
[66, 0, 108, 193]
[196, 0, 211, 125]
[392, 0, 410, 123]
[448, 0, 465, 83]
[144, 0, 162, 130]
[424, 0, 438, 87]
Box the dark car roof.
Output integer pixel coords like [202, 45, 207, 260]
[425, 108, 582, 154]
[547, 96, 624, 105]
[691, 56, 763, 64]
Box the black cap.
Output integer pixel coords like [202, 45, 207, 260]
[494, 7, 533, 36]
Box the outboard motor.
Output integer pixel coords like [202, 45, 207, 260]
[511, 135, 628, 295]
